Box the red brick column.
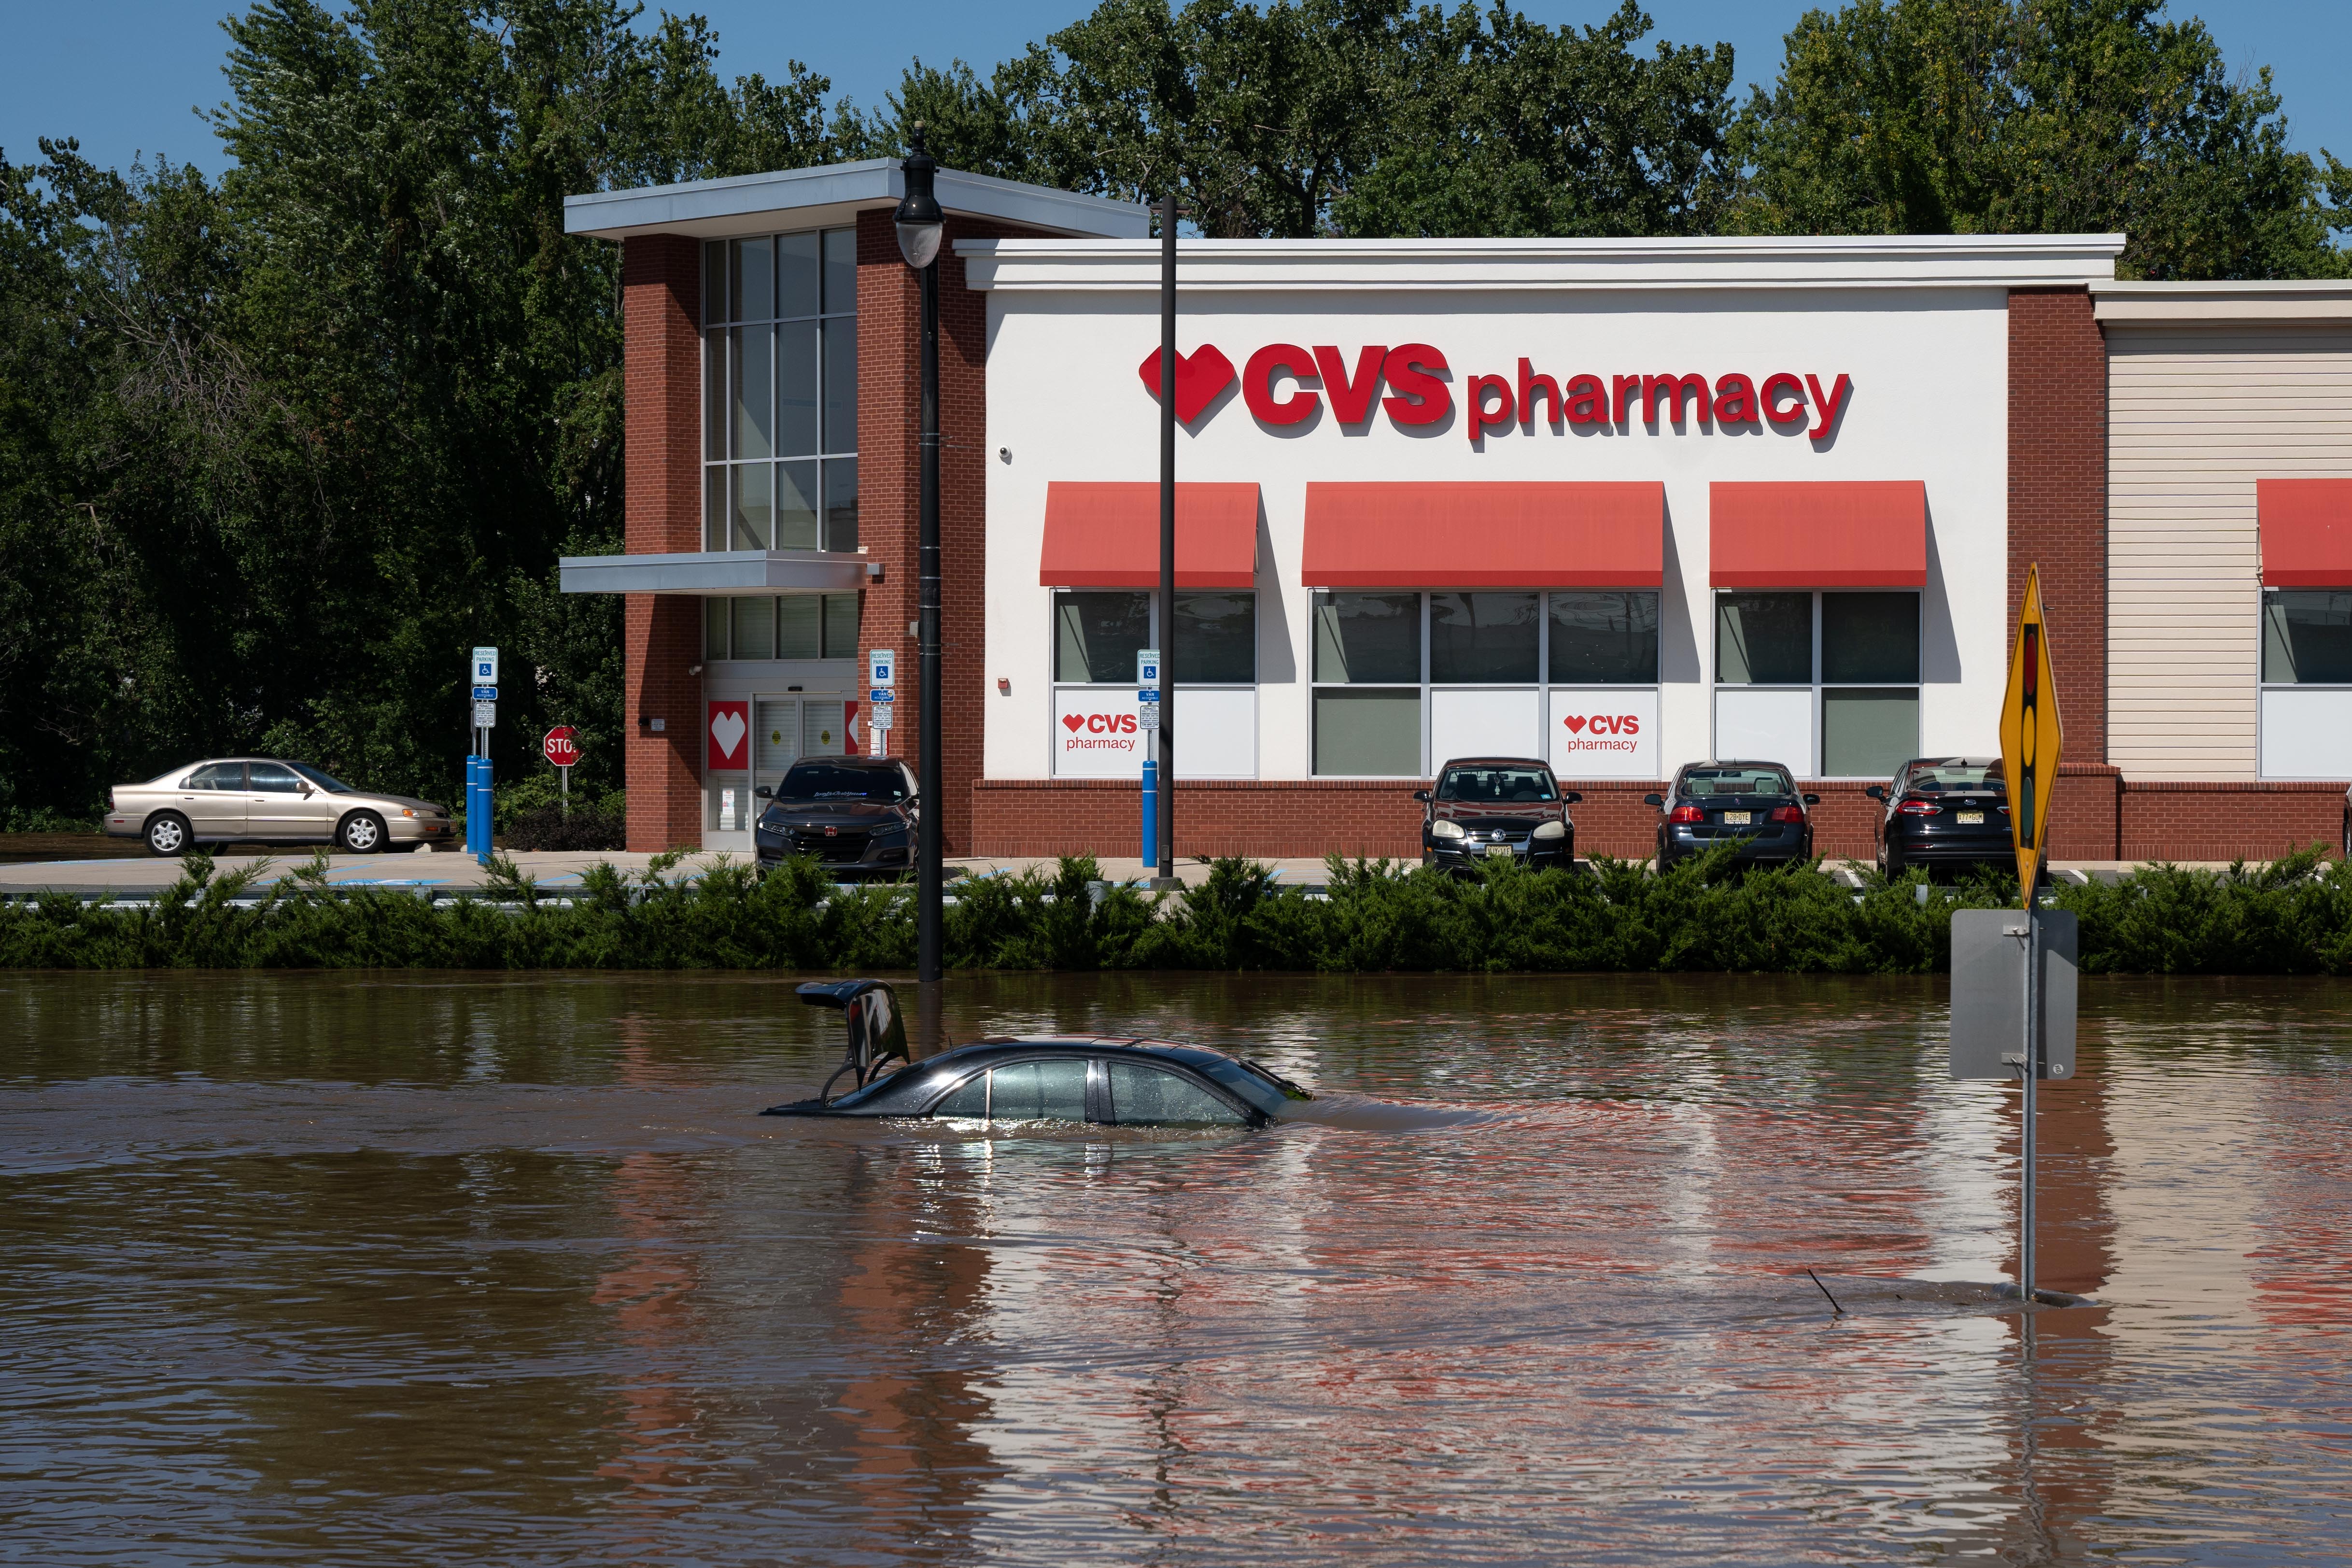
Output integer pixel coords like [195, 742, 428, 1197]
[2050, 762, 2121, 860]
[622, 234, 704, 851]
[860, 211, 1046, 856]
[2008, 289, 2108, 760]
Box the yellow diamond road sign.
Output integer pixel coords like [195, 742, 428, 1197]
[1999, 565, 2064, 902]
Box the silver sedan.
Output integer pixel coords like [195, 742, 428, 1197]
[103, 759, 457, 856]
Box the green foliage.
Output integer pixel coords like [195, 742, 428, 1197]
[7, 850, 2347, 973]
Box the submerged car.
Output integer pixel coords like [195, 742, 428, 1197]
[753, 758, 918, 874]
[1647, 760, 1819, 869]
[103, 758, 455, 856]
[1417, 756, 1580, 873]
[765, 980, 1309, 1128]
[1866, 757, 2013, 876]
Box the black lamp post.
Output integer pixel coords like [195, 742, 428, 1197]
[894, 127, 944, 985]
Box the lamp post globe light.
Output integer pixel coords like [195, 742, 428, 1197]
[895, 127, 945, 986]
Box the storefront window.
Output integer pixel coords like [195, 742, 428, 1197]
[1053, 591, 1258, 684]
[704, 594, 861, 660]
[1312, 593, 1422, 776]
[704, 230, 857, 555]
[2261, 590, 2352, 683]
[1549, 593, 1659, 683]
[1714, 590, 1920, 777]
[1431, 593, 1540, 682]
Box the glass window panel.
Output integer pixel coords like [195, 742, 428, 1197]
[2262, 589, 2352, 683]
[1822, 689, 1920, 777]
[731, 464, 772, 551]
[248, 762, 303, 793]
[754, 698, 799, 773]
[823, 593, 859, 659]
[1437, 764, 1557, 802]
[1549, 592, 1659, 683]
[729, 237, 771, 323]
[732, 595, 775, 661]
[185, 762, 245, 790]
[704, 465, 727, 552]
[1312, 592, 1420, 683]
[1175, 593, 1255, 683]
[703, 240, 725, 324]
[987, 1060, 1089, 1123]
[1822, 593, 1920, 684]
[823, 457, 858, 553]
[822, 319, 857, 454]
[705, 596, 730, 661]
[1431, 593, 1538, 683]
[1716, 593, 1812, 684]
[1678, 764, 1796, 798]
[802, 700, 847, 756]
[778, 595, 822, 659]
[775, 461, 819, 551]
[823, 227, 858, 314]
[777, 320, 818, 456]
[1313, 689, 1421, 776]
[1054, 591, 1152, 684]
[776, 232, 820, 320]
[1108, 1060, 1243, 1125]
[704, 331, 726, 460]
[730, 326, 773, 460]
[932, 1073, 987, 1118]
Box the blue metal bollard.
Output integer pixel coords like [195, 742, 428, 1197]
[466, 755, 493, 862]
[1140, 759, 1157, 865]
[475, 755, 494, 864]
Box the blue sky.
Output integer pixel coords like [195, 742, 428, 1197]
[4, 0, 2347, 182]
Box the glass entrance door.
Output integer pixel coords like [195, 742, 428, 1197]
[754, 697, 802, 801]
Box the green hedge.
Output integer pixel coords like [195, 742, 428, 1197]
[4, 847, 2350, 974]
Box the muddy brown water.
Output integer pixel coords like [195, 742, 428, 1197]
[2, 971, 2348, 1565]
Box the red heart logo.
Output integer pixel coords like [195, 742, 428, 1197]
[1139, 345, 1237, 424]
[1564, 715, 1588, 733]
[1062, 714, 1085, 732]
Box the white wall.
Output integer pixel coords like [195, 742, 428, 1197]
[979, 279, 2013, 782]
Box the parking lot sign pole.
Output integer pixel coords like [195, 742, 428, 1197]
[1997, 569, 2063, 1301]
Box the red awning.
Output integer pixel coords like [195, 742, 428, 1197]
[1300, 482, 1663, 587]
[1711, 481, 1927, 588]
[2258, 479, 2352, 587]
[1039, 482, 1259, 588]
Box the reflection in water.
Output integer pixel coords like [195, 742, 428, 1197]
[0, 970, 2347, 1564]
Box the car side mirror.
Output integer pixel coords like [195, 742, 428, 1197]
[1643, 793, 1663, 807]
[1864, 785, 1884, 801]
[1803, 793, 1821, 805]
[299, 786, 313, 797]
[1563, 791, 1582, 804]
[754, 785, 773, 799]
[1412, 790, 1432, 803]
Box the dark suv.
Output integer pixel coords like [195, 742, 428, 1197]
[754, 758, 919, 874]
[1647, 760, 1817, 869]
[1866, 757, 2012, 876]
[1416, 757, 1579, 872]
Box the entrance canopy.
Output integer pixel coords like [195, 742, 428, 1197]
[1039, 482, 1260, 587]
[2257, 479, 2352, 586]
[1300, 482, 1663, 587]
[1710, 481, 1928, 588]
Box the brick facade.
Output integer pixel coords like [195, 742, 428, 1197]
[620, 235, 705, 852]
[2007, 289, 2108, 761]
[2119, 781, 2346, 862]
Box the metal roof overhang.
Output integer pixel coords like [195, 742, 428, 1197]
[564, 161, 1149, 244]
[559, 550, 879, 595]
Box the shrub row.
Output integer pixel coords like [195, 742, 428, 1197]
[5, 846, 2350, 975]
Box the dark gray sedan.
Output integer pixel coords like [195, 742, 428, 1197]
[765, 1038, 1306, 1128]
[1647, 760, 1818, 869]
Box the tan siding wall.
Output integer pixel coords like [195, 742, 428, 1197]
[2107, 325, 2352, 779]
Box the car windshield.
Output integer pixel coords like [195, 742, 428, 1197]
[1436, 766, 1556, 803]
[1680, 767, 1794, 798]
[1187, 1055, 1292, 1118]
[289, 763, 355, 794]
[1907, 761, 2004, 793]
[780, 764, 906, 803]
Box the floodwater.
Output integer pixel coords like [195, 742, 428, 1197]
[2, 972, 2348, 1566]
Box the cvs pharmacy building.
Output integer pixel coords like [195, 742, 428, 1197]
[564, 161, 2352, 864]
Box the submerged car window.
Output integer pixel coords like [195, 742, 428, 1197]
[1910, 763, 2004, 793]
[290, 763, 356, 793]
[1191, 1058, 1291, 1117]
[781, 764, 907, 803]
[986, 1060, 1088, 1122]
[931, 1073, 988, 1117]
[1437, 767, 1557, 803]
[1108, 1061, 1245, 1126]
[183, 763, 244, 791]
[1680, 768, 1794, 798]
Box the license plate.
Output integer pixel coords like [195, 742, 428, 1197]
[1485, 842, 1514, 857]
[1957, 810, 1984, 824]
[1721, 811, 1751, 826]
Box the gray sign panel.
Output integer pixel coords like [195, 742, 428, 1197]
[1949, 907, 2076, 1080]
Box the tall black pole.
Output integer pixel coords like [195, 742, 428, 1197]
[917, 242, 943, 980]
[1155, 190, 1177, 888]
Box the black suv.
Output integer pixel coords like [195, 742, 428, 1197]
[1416, 757, 1579, 872]
[1647, 760, 1818, 869]
[754, 758, 919, 874]
[1866, 757, 2012, 876]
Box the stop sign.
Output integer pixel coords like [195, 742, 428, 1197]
[543, 726, 581, 767]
